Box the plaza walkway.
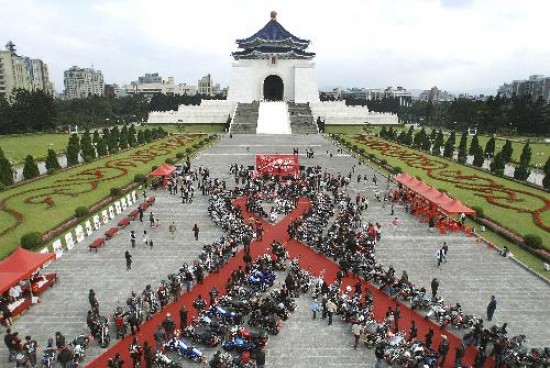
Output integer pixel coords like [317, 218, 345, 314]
[1, 134, 548, 367]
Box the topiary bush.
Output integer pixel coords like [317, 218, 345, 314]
[185, 147, 193, 154]
[165, 158, 174, 165]
[134, 173, 146, 183]
[75, 206, 89, 218]
[393, 166, 402, 174]
[380, 159, 388, 166]
[523, 234, 542, 249]
[176, 152, 185, 159]
[21, 232, 43, 250]
[471, 206, 484, 218]
[151, 165, 158, 172]
[110, 187, 122, 197]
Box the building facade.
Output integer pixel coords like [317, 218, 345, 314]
[0, 42, 53, 100]
[226, 11, 319, 103]
[498, 74, 550, 102]
[63, 66, 104, 99]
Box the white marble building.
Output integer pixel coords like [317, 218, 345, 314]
[147, 12, 398, 130]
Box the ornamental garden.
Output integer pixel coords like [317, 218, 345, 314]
[335, 133, 550, 258]
[0, 130, 214, 259]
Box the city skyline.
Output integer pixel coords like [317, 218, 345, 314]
[1, 0, 549, 95]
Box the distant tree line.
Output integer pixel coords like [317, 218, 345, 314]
[399, 95, 550, 135]
[0, 91, 228, 135]
[320, 92, 550, 135]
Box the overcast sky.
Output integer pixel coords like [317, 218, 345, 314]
[2, 0, 548, 94]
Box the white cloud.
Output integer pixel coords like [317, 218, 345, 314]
[1, 0, 549, 93]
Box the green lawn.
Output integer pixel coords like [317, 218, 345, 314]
[343, 135, 550, 250]
[0, 133, 70, 164]
[0, 134, 205, 259]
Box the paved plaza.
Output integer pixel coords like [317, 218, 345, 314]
[1, 134, 549, 367]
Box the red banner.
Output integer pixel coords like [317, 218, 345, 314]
[255, 154, 299, 177]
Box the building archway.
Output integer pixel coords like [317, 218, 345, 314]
[263, 75, 284, 101]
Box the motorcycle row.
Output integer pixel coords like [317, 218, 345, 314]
[102, 178, 314, 368]
[279, 171, 550, 368]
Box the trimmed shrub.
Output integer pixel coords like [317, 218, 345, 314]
[471, 206, 484, 218]
[185, 147, 193, 154]
[175, 152, 185, 159]
[21, 232, 43, 250]
[165, 158, 174, 165]
[134, 173, 146, 183]
[380, 159, 388, 166]
[523, 234, 542, 249]
[151, 165, 158, 172]
[393, 166, 402, 174]
[75, 206, 89, 218]
[110, 187, 122, 197]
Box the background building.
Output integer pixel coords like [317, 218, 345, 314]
[417, 86, 454, 102]
[63, 66, 104, 99]
[0, 41, 53, 100]
[197, 74, 220, 96]
[338, 86, 412, 106]
[498, 74, 550, 102]
[115, 73, 198, 100]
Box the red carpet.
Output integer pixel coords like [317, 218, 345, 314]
[87, 197, 309, 367]
[89, 197, 488, 367]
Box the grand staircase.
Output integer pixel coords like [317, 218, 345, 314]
[230, 102, 259, 134]
[287, 102, 317, 134]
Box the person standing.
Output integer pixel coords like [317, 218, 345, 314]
[487, 295, 497, 321]
[326, 299, 337, 326]
[425, 328, 434, 350]
[168, 221, 177, 239]
[153, 325, 165, 353]
[4, 329, 16, 362]
[393, 304, 401, 333]
[129, 336, 142, 368]
[149, 212, 155, 227]
[192, 224, 200, 241]
[431, 278, 439, 299]
[454, 342, 465, 368]
[179, 305, 188, 332]
[408, 321, 417, 342]
[125, 251, 132, 271]
[442, 241, 449, 261]
[138, 206, 144, 223]
[351, 322, 363, 349]
[23, 335, 38, 368]
[143, 340, 153, 368]
[310, 298, 319, 319]
[436, 246, 445, 269]
[437, 335, 450, 367]
[130, 230, 136, 248]
[253, 347, 265, 368]
[475, 347, 487, 368]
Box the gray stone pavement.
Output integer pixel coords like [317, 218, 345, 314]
[1, 134, 549, 367]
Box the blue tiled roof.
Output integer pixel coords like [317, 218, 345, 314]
[236, 20, 310, 49]
[232, 46, 315, 60]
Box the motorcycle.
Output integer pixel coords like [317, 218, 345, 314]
[113, 306, 127, 339]
[153, 351, 182, 368]
[41, 350, 56, 368]
[222, 336, 257, 353]
[164, 337, 204, 362]
[70, 334, 90, 366]
[96, 315, 111, 348]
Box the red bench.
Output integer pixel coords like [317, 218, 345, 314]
[140, 202, 150, 211]
[146, 196, 156, 204]
[129, 210, 139, 220]
[89, 238, 106, 252]
[104, 227, 119, 239]
[118, 217, 130, 228]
